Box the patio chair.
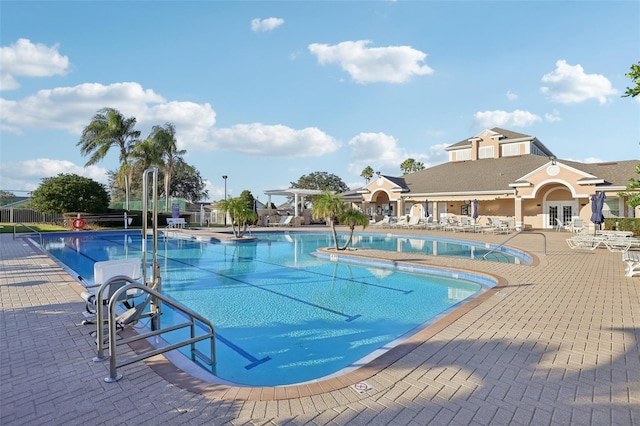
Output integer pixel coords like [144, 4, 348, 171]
[555, 218, 570, 231]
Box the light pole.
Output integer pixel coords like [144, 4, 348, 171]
[222, 175, 228, 225]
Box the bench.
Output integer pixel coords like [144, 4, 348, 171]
[622, 252, 640, 277]
[166, 218, 186, 229]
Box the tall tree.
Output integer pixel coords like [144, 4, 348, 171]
[169, 159, 209, 203]
[620, 164, 640, 208]
[622, 61, 640, 98]
[361, 166, 374, 184]
[0, 190, 17, 206]
[290, 171, 349, 207]
[400, 158, 425, 174]
[77, 108, 140, 209]
[31, 173, 109, 214]
[149, 123, 185, 210]
[400, 158, 416, 175]
[219, 197, 257, 237]
[311, 189, 368, 250]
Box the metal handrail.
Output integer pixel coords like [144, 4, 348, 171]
[13, 222, 43, 245]
[483, 231, 547, 259]
[91, 275, 216, 383]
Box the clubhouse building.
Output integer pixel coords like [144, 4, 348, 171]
[344, 128, 639, 231]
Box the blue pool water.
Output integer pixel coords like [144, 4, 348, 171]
[41, 231, 502, 386]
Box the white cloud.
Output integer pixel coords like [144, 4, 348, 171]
[0, 80, 341, 161]
[347, 132, 431, 175]
[473, 109, 542, 128]
[0, 159, 109, 191]
[540, 60, 618, 104]
[0, 38, 70, 91]
[200, 123, 342, 158]
[308, 40, 434, 84]
[582, 156, 606, 164]
[544, 109, 562, 122]
[0, 82, 215, 141]
[251, 17, 284, 32]
[506, 89, 518, 101]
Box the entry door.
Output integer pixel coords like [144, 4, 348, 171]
[547, 203, 574, 228]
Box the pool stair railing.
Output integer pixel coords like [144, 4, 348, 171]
[483, 230, 547, 260]
[90, 275, 216, 383]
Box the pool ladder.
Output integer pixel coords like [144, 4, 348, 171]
[12, 222, 43, 245]
[92, 275, 216, 383]
[483, 231, 547, 260]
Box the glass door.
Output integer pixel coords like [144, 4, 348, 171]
[547, 203, 574, 229]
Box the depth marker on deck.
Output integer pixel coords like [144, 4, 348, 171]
[351, 381, 374, 394]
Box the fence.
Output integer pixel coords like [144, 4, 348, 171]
[0, 208, 64, 224]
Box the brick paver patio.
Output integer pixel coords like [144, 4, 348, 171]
[1, 228, 639, 425]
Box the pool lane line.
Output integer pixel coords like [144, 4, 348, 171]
[214, 334, 271, 370]
[159, 255, 363, 323]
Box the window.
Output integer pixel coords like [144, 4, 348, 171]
[502, 143, 522, 157]
[478, 146, 494, 159]
[455, 149, 471, 161]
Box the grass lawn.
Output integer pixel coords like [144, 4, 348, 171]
[1, 223, 68, 234]
[2, 222, 226, 234]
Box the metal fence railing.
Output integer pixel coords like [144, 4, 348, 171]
[0, 208, 64, 224]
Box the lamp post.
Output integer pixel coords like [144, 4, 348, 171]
[222, 175, 228, 225]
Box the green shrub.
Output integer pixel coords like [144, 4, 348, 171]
[604, 217, 640, 235]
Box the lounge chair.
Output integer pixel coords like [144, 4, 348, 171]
[269, 216, 293, 227]
[623, 252, 640, 277]
[603, 236, 640, 253]
[371, 216, 390, 227]
[80, 258, 142, 324]
[390, 216, 408, 228]
[402, 216, 421, 228]
[566, 235, 604, 250]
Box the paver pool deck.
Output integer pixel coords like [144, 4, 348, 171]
[1, 227, 639, 425]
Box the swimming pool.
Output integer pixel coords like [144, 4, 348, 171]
[41, 231, 498, 386]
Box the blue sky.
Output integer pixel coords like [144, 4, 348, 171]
[1, 1, 639, 204]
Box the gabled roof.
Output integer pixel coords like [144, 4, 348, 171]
[444, 127, 554, 157]
[403, 155, 550, 194]
[400, 156, 639, 195]
[559, 160, 639, 188]
[383, 175, 409, 191]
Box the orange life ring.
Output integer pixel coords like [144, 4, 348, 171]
[72, 218, 86, 230]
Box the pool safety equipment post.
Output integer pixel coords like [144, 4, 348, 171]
[222, 175, 228, 225]
[142, 167, 162, 331]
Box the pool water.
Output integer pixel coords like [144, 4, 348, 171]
[41, 231, 498, 386]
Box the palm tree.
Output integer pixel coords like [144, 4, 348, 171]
[312, 190, 368, 250]
[312, 190, 345, 250]
[219, 197, 258, 237]
[400, 158, 416, 175]
[149, 123, 185, 210]
[77, 108, 140, 209]
[361, 166, 374, 184]
[338, 207, 369, 250]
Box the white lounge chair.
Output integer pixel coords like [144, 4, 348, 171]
[275, 216, 293, 227]
[269, 216, 292, 227]
[623, 252, 640, 277]
[566, 235, 607, 250]
[371, 216, 390, 227]
[603, 236, 640, 253]
[402, 216, 421, 228]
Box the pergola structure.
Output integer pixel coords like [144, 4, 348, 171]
[263, 188, 325, 218]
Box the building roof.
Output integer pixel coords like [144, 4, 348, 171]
[400, 155, 639, 196]
[445, 127, 554, 157]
